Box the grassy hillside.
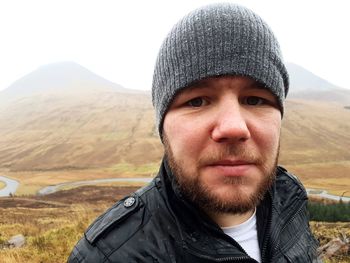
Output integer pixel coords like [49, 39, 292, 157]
[0, 186, 348, 263]
[280, 99, 350, 195]
[0, 186, 139, 263]
[0, 91, 161, 171]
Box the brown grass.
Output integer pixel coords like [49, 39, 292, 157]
[0, 185, 138, 263]
[283, 161, 350, 196]
[0, 185, 348, 262]
[278, 100, 350, 196]
[311, 221, 350, 263]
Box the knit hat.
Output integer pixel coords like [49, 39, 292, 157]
[152, 3, 289, 138]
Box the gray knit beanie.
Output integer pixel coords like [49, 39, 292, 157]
[152, 3, 289, 138]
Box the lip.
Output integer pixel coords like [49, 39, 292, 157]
[209, 159, 253, 166]
[205, 159, 254, 177]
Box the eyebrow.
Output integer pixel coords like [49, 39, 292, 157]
[171, 77, 275, 107]
[186, 77, 269, 92]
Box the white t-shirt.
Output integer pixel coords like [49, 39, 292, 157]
[221, 210, 261, 263]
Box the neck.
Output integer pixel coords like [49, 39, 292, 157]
[206, 209, 255, 227]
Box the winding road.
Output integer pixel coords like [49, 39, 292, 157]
[306, 189, 350, 202]
[0, 175, 19, 197]
[0, 175, 349, 202]
[37, 177, 153, 195]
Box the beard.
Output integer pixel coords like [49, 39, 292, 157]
[164, 135, 279, 215]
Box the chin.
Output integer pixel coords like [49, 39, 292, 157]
[199, 182, 263, 213]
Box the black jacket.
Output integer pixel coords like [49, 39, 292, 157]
[68, 160, 319, 262]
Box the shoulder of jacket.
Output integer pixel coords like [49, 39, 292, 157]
[276, 166, 307, 196]
[84, 179, 157, 245]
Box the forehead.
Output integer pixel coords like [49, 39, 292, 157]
[176, 75, 269, 97]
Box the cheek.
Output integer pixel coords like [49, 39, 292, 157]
[163, 114, 208, 158]
[250, 113, 281, 147]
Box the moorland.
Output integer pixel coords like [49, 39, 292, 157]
[0, 185, 349, 262]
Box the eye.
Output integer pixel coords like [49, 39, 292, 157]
[187, 97, 207, 107]
[244, 96, 265, 106]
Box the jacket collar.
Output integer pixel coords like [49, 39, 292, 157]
[157, 157, 307, 261]
[158, 157, 260, 260]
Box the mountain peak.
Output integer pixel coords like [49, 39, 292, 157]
[287, 62, 339, 93]
[286, 62, 350, 104]
[0, 61, 126, 104]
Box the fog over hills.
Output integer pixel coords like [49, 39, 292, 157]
[0, 62, 130, 107]
[0, 61, 349, 192]
[286, 63, 350, 104]
[287, 63, 340, 92]
[1, 61, 349, 106]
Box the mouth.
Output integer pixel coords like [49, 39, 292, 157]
[210, 159, 253, 166]
[205, 159, 255, 177]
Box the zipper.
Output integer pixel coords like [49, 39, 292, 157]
[270, 199, 306, 255]
[260, 191, 273, 263]
[261, 185, 307, 262]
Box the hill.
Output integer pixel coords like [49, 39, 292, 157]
[0, 62, 126, 107]
[0, 90, 160, 171]
[287, 63, 350, 105]
[0, 62, 349, 195]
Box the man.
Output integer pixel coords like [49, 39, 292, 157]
[68, 3, 319, 262]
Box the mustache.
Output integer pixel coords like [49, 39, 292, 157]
[197, 145, 263, 166]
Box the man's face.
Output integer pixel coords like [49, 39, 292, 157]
[163, 76, 281, 215]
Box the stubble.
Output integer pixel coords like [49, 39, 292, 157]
[164, 135, 279, 215]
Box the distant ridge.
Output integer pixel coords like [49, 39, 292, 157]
[287, 63, 339, 92]
[1, 61, 348, 105]
[286, 62, 350, 104]
[0, 61, 129, 105]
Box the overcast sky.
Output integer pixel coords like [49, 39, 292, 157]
[0, 0, 349, 92]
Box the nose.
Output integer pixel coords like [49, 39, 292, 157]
[210, 102, 251, 143]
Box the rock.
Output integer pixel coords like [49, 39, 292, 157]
[7, 234, 25, 248]
[317, 236, 349, 259]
